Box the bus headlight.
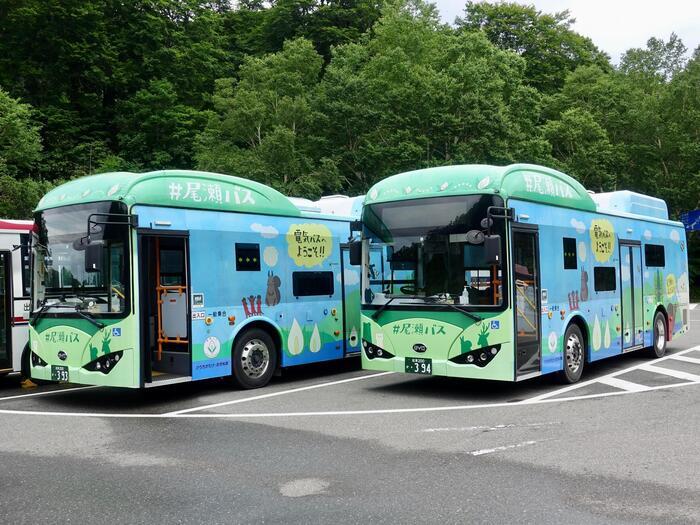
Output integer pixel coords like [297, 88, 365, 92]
[31, 352, 48, 367]
[83, 351, 124, 374]
[362, 339, 394, 360]
[449, 344, 501, 367]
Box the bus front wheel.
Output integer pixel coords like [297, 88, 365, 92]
[558, 324, 585, 384]
[646, 311, 667, 359]
[230, 328, 277, 389]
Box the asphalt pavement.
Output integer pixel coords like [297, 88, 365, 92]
[1, 310, 699, 524]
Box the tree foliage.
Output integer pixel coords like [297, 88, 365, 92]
[0, 0, 698, 239]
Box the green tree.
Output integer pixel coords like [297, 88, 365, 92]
[0, 88, 42, 177]
[317, 0, 551, 191]
[0, 175, 55, 219]
[196, 38, 338, 196]
[543, 108, 617, 191]
[116, 79, 209, 169]
[456, 2, 610, 93]
[620, 33, 688, 81]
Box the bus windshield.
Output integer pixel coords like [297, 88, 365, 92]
[362, 195, 505, 309]
[32, 202, 130, 316]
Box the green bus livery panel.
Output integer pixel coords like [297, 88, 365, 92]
[359, 164, 689, 382]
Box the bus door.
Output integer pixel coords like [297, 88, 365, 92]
[138, 233, 191, 384]
[340, 245, 361, 354]
[511, 226, 541, 377]
[0, 251, 10, 371]
[620, 241, 644, 351]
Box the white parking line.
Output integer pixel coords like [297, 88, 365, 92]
[597, 376, 649, 392]
[638, 364, 700, 383]
[0, 385, 98, 402]
[523, 346, 700, 403]
[2, 347, 700, 420]
[469, 440, 539, 456]
[164, 371, 394, 416]
[0, 379, 698, 419]
[670, 355, 700, 365]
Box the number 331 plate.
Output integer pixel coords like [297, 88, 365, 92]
[405, 357, 432, 375]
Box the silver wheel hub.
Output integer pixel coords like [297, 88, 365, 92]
[656, 318, 666, 350]
[241, 338, 270, 379]
[565, 333, 582, 374]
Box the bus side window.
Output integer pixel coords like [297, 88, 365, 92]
[563, 237, 577, 269]
[235, 243, 261, 271]
[593, 266, 616, 292]
[292, 271, 334, 297]
[644, 244, 665, 267]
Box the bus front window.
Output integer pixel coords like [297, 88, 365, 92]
[361, 195, 505, 309]
[33, 202, 130, 316]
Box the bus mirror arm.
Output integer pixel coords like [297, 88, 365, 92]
[484, 206, 514, 235]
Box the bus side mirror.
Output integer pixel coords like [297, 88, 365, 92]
[85, 242, 104, 273]
[484, 235, 501, 265]
[348, 241, 362, 266]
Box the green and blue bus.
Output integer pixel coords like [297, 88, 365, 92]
[28, 170, 363, 389]
[358, 164, 689, 383]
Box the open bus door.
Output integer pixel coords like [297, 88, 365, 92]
[512, 226, 541, 377]
[138, 232, 191, 386]
[0, 251, 10, 371]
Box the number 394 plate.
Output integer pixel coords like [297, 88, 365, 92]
[405, 357, 432, 375]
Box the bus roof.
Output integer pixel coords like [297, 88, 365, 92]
[365, 164, 598, 212]
[0, 219, 34, 232]
[36, 170, 305, 217]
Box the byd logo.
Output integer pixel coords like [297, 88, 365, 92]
[412, 343, 427, 353]
[57, 351, 67, 361]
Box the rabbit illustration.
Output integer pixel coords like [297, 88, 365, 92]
[266, 271, 281, 306]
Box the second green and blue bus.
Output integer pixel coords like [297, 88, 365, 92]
[358, 164, 689, 383]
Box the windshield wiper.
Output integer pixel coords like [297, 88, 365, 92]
[422, 295, 482, 323]
[30, 301, 76, 325]
[371, 296, 397, 320]
[74, 305, 105, 329]
[442, 301, 482, 323]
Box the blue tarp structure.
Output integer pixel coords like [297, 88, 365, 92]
[680, 210, 700, 231]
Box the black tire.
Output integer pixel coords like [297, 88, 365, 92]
[645, 311, 667, 358]
[20, 344, 31, 379]
[558, 324, 585, 384]
[230, 328, 277, 389]
[20, 345, 52, 385]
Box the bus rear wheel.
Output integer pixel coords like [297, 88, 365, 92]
[645, 311, 667, 359]
[558, 324, 585, 384]
[230, 328, 277, 389]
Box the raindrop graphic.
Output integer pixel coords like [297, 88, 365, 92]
[349, 326, 359, 347]
[288, 319, 304, 355]
[604, 319, 611, 348]
[310, 324, 321, 353]
[592, 315, 602, 351]
[624, 322, 631, 344]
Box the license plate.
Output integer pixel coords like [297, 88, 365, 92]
[51, 365, 69, 382]
[405, 357, 432, 375]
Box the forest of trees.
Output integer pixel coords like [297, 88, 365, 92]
[0, 0, 699, 225]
